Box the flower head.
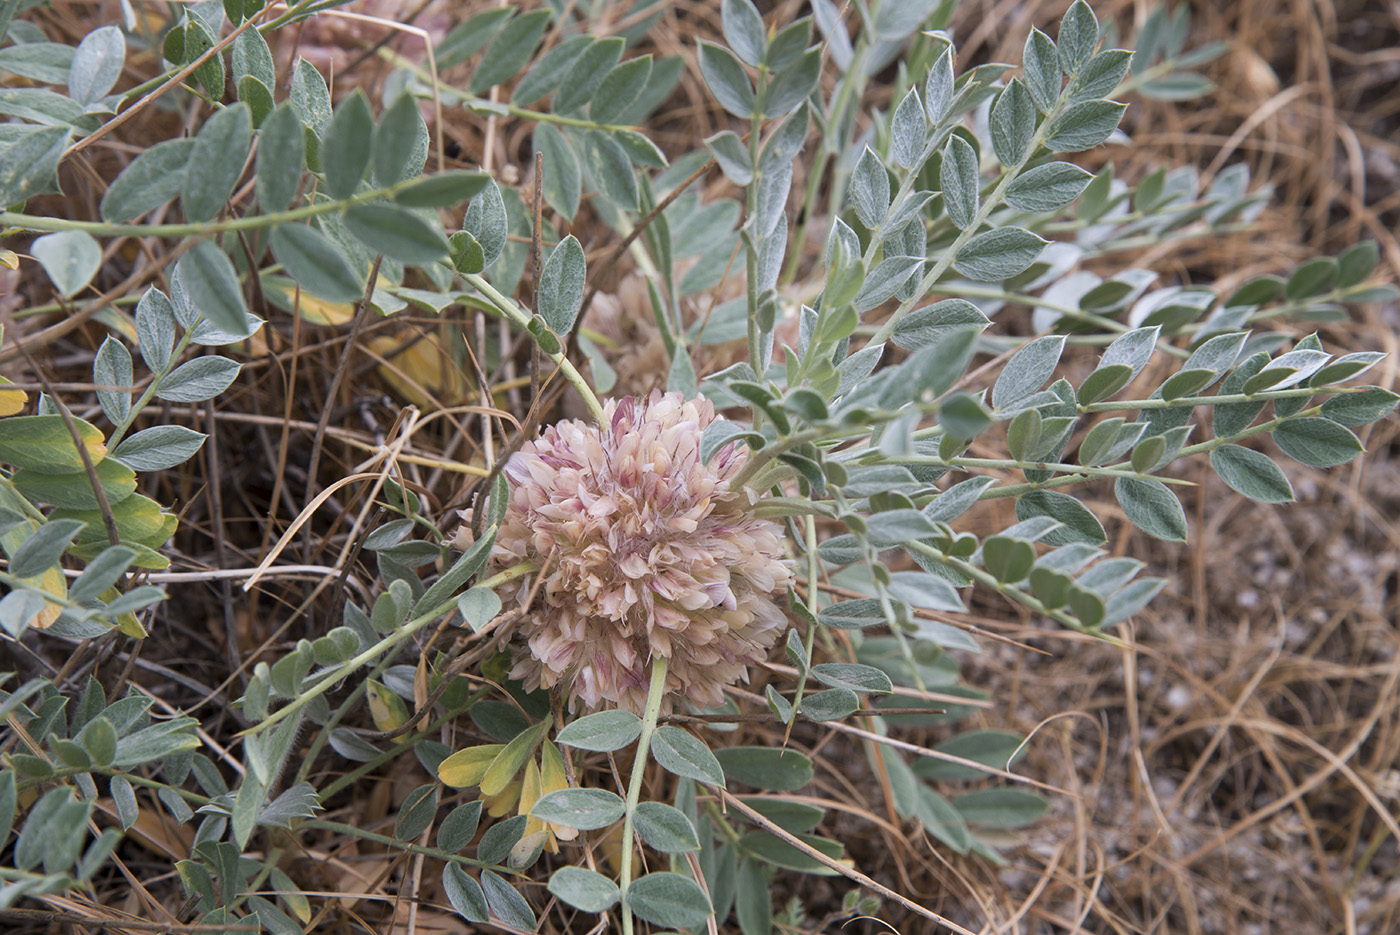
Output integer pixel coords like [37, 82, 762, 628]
[489, 390, 792, 713]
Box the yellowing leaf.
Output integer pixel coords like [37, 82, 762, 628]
[294, 292, 358, 326]
[0, 377, 27, 416]
[0, 249, 17, 269]
[437, 743, 506, 789]
[519, 759, 544, 837]
[365, 679, 410, 734]
[367, 332, 472, 408]
[0, 415, 108, 473]
[480, 719, 550, 797]
[482, 780, 522, 818]
[539, 740, 576, 842]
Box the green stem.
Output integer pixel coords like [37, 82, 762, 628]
[460, 274, 605, 424]
[619, 655, 669, 935]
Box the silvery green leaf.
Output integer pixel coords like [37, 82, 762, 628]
[31, 230, 101, 298]
[1320, 387, 1399, 426]
[536, 234, 586, 336]
[954, 227, 1048, 281]
[1015, 490, 1104, 546]
[178, 241, 249, 337]
[1022, 28, 1060, 112]
[322, 90, 373, 200]
[924, 46, 954, 122]
[288, 58, 331, 137]
[530, 788, 624, 830]
[697, 40, 755, 117]
[1272, 417, 1364, 468]
[0, 125, 69, 208]
[1102, 577, 1165, 625]
[182, 103, 252, 223]
[650, 726, 725, 786]
[755, 158, 793, 238]
[890, 86, 926, 168]
[760, 103, 810, 172]
[255, 103, 305, 214]
[231, 26, 275, 94]
[548, 866, 620, 912]
[554, 36, 624, 112]
[704, 130, 752, 185]
[764, 46, 821, 116]
[848, 146, 889, 229]
[853, 255, 921, 312]
[989, 79, 1035, 167]
[1114, 477, 1187, 541]
[374, 92, 427, 187]
[154, 357, 241, 403]
[9, 519, 86, 578]
[69, 26, 124, 106]
[633, 801, 701, 853]
[1069, 48, 1131, 102]
[344, 203, 450, 265]
[924, 475, 996, 523]
[270, 223, 364, 302]
[1057, 0, 1100, 76]
[1043, 99, 1127, 151]
[442, 864, 488, 923]
[529, 125, 578, 222]
[0, 43, 74, 84]
[101, 137, 195, 222]
[766, 17, 812, 71]
[625, 872, 712, 930]
[511, 33, 591, 106]
[1005, 161, 1093, 213]
[940, 135, 978, 230]
[583, 129, 638, 210]
[469, 9, 551, 94]
[94, 336, 132, 425]
[1210, 444, 1294, 503]
[589, 54, 652, 125]
[891, 298, 990, 351]
[435, 6, 513, 69]
[721, 0, 766, 67]
[462, 178, 508, 269]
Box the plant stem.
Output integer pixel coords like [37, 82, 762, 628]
[619, 655, 669, 935]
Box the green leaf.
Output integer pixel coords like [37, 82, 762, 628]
[232, 25, 275, 92]
[810, 663, 893, 695]
[236, 75, 273, 127]
[394, 170, 491, 208]
[456, 586, 500, 631]
[849, 146, 890, 229]
[1210, 444, 1294, 503]
[1015, 490, 1106, 546]
[394, 784, 438, 841]
[12, 458, 136, 511]
[479, 720, 549, 796]
[650, 726, 726, 787]
[442, 864, 488, 923]
[537, 234, 586, 336]
[415, 526, 497, 613]
[0, 125, 69, 207]
[1114, 477, 1187, 541]
[625, 872, 712, 929]
[481, 870, 536, 929]
[954, 788, 1048, 829]
[915, 786, 970, 852]
[462, 179, 508, 269]
[0, 42, 74, 85]
[101, 138, 195, 222]
[112, 425, 207, 472]
[590, 55, 652, 125]
[374, 92, 427, 187]
[178, 241, 249, 337]
[989, 79, 1035, 166]
[1320, 387, 1399, 426]
[924, 46, 955, 121]
[633, 801, 701, 853]
[817, 597, 888, 629]
[704, 129, 753, 185]
[1043, 99, 1126, 152]
[800, 688, 860, 721]
[534, 123, 581, 220]
[738, 829, 844, 873]
[890, 86, 927, 169]
[182, 103, 252, 223]
[69, 545, 138, 603]
[1336, 241, 1379, 288]
[9, 518, 86, 578]
[470, 10, 551, 94]
[167, 14, 224, 99]
[435, 7, 513, 70]
[31, 230, 101, 299]
[530, 788, 624, 830]
[993, 335, 1065, 409]
[885, 570, 966, 613]
[940, 134, 979, 230]
[109, 774, 137, 830]
[0, 414, 107, 473]
[553, 37, 625, 113]
[437, 802, 483, 853]
[344, 203, 450, 265]
[1285, 257, 1339, 300]
[981, 536, 1035, 583]
[721, 0, 767, 67]
[954, 227, 1048, 281]
[512, 33, 591, 105]
[914, 729, 1026, 781]
[322, 90, 373, 200]
[548, 866, 620, 913]
[1069, 48, 1132, 101]
[112, 717, 199, 768]
[1005, 161, 1092, 213]
[255, 103, 305, 214]
[288, 58, 332, 137]
[1272, 417, 1364, 467]
[477, 815, 526, 864]
[1057, 0, 1100, 75]
[713, 747, 812, 790]
[1022, 28, 1060, 112]
[765, 46, 821, 116]
[270, 223, 364, 302]
[697, 40, 755, 118]
[582, 129, 638, 210]
[155, 356, 239, 404]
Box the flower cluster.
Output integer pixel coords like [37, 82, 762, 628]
[489, 391, 792, 713]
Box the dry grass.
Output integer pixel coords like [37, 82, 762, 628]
[2, 1, 1398, 933]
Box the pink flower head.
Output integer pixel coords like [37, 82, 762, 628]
[490, 391, 793, 713]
